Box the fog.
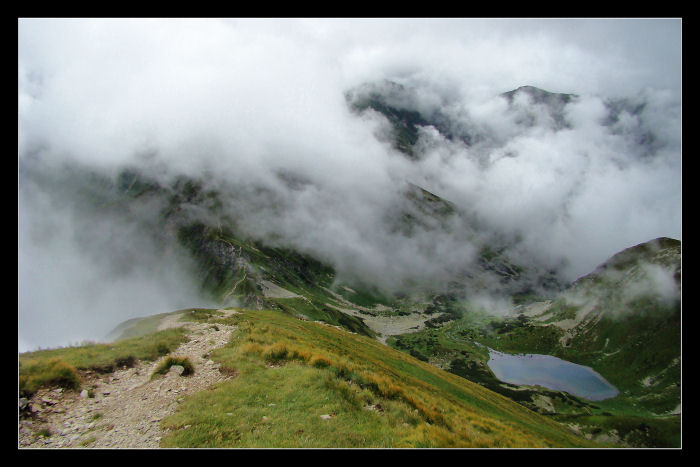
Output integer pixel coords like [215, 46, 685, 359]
[18, 18, 682, 351]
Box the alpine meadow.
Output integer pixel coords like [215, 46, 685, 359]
[18, 18, 682, 449]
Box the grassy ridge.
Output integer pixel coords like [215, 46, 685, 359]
[160, 308, 598, 448]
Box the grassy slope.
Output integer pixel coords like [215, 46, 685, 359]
[159, 308, 599, 448]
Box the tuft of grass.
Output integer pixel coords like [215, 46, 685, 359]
[262, 342, 288, 363]
[19, 358, 82, 397]
[80, 437, 96, 447]
[151, 356, 195, 379]
[309, 355, 332, 368]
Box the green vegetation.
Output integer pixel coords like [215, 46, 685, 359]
[593, 237, 680, 274]
[179, 308, 226, 323]
[555, 413, 680, 448]
[19, 328, 188, 397]
[177, 223, 263, 305]
[158, 308, 599, 448]
[80, 437, 97, 447]
[386, 285, 681, 447]
[350, 95, 428, 159]
[333, 285, 393, 309]
[152, 356, 195, 378]
[109, 311, 181, 340]
[268, 297, 376, 338]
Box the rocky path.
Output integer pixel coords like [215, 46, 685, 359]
[18, 317, 237, 449]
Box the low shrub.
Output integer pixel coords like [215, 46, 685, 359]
[309, 355, 332, 368]
[263, 342, 288, 362]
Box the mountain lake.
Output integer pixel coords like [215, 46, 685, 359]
[487, 349, 619, 401]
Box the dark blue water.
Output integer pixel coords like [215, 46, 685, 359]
[487, 349, 619, 401]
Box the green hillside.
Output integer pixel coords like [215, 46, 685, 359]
[386, 237, 681, 447]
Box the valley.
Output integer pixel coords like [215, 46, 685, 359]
[19, 81, 681, 448]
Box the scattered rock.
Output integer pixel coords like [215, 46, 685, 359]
[363, 404, 384, 412]
[80, 390, 89, 399]
[531, 394, 555, 414]
[320, 414, 332, 420]
[169, 365, 185, 376]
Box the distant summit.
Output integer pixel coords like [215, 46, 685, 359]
[347, 81, 581, 160]
[501, 85, 577, 107]
[346, 80, 479, 159]
[501, 85, 578, 130]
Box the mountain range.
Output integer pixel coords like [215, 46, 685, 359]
[18, 82, 681, 448]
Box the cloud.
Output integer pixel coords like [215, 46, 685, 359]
[18, 163, 210, 351]
[18, 18, 682, 350]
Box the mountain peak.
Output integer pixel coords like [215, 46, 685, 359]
[502, 85, 577, 105]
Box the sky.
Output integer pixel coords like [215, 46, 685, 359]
[18, 18, 682, 351]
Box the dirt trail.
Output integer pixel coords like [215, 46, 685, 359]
[18, 318, 237, 449]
